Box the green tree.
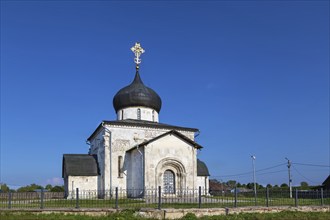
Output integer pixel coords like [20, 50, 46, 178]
[246, 182, 254, 189]
[266, 184, 273, 189]
[280, 183, 288, 188]
[17, 184, 43, 192]
[0, 183, 10, 192]
[300, 181, 309, 189]
[226, 180, 237, 188]
[45, 184, 53, 191]
[50, 185, 65, 192]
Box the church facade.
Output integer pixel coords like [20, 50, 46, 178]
[62, 43, 209, 197]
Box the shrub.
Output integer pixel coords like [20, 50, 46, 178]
[181, 213, 198, 220]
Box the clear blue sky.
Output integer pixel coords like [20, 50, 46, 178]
[1, 0, 329, 188]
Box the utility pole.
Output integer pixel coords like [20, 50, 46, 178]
[251, 155, 257, 205]
[285, 157, 292, 198]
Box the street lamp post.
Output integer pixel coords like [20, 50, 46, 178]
[251, 155, 257, 205]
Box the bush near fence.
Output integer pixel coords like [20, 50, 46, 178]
[0, 187, 329, 210]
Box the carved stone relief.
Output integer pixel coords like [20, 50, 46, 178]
[145, 130, 162, 139]
[112, 139, 130, 152]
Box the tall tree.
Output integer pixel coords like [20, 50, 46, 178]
[45, 184, 53, 191]
[258, 184, 264, 189]
[0, 183, 10, 192]
[51, 185, 65, 192]
[226, 180, 237, 188]
[246, 182, 254, 189]
[17, 184, 43, 192]
[300, 181, 309, 189]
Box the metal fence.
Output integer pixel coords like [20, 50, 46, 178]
[0, 187, 329, 210]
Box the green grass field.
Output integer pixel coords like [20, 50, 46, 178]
[1, 210, 330, 220]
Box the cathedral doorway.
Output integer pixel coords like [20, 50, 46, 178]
[156, 158, 186, 195]
[163, 170, 175, 194]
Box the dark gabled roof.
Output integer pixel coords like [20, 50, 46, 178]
[62, 154, 99, 177]
[87, 119, 199, 141]
[197, 159, 210, 176]
[126, 130, 203, 152]
[322, 175, 330, 186]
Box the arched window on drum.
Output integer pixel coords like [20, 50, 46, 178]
[137, 108, 141, 120]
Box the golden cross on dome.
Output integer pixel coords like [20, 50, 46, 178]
[131, 42, 145, 66]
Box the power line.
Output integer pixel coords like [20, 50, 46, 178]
[255, 163, 286, 173]
[257, 169, 287, 176]
[212, 163, 286, 178]
[292, 165, 319, 184]
[212, 171, 252, 178]
[292, 162, 330, 168]
[211, 161, 328, 181]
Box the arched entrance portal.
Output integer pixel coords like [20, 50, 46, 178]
[163, 170, 175, 194]
[155, 158, 186, 195]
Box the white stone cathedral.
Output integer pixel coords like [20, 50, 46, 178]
[62, 43, 209, 197]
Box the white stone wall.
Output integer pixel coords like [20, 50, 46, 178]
[126, 147, 144, 197]
[67, 176, 98, 198]
[196, 176, 209, 195]
[117, 107, 159, 122]
[144, 134, 198, 193]
[89, 129, 106, 192]
[104, 124, 168, 190]
[88, 123, 197, 192]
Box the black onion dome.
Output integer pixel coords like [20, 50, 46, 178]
[113, 71, 162, 113]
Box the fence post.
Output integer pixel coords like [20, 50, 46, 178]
[254, 189, 257, 206]
[158, 186, 161, 210]
[8, 191, 12, 209]
[320, 188, 324, 206]
[198, 186, 201, 208]
[115, 187, 118, 209]
[75, 188, 79, 209]
[40, 188, 44, 209]
[294, 188, 298, 207]
[234, 186, 237, 208]
[266, 187, 269, 207]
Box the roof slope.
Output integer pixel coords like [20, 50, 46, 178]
[197, 159, 210, 176]
[88, 119, 198, 141]
[126, 130, 203, 152]
[62, 154, 99, 177]
[322, 175, 330, 187]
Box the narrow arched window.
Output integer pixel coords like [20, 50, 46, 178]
[152, 110, 155, 122]
[118, 156, 123, 178]
[121, 110, 123, 120]
[137, 108, 141, 120]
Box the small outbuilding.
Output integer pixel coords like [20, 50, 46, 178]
[62, 154, 100, 196]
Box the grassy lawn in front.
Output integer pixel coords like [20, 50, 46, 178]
[1, 210, 330, 220]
